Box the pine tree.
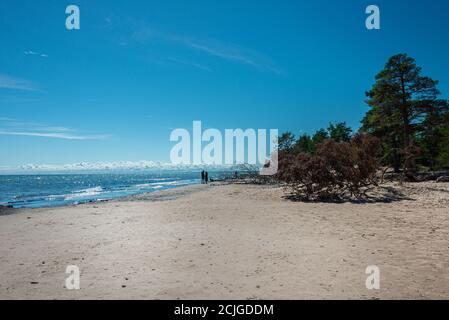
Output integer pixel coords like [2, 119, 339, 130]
[363, 53, 443, 173]
[327, 122, 352, 142]
[278, 132, 295, 152]
[293, 134, 314, 154]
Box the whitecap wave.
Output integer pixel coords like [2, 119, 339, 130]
[64, 186, 104, 200]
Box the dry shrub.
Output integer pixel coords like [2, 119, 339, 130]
[277, 134, 381, 201]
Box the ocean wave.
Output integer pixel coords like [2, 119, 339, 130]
[134, 179, 194, 189]
[0, 173, 205, 208]
[64, 186, 104, 200]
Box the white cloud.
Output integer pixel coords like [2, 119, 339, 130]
[173, 35, 282, 74]
[178, 38, 283, 74]
[165, 57, 213, 72]
[0, 117, 108, 140]
[0, 161, 246, 173]
[184, 40, 257, 67]
[0, 74, 38, 91]
[110, 17, 283, 74]
[24, 50, 49, 58]
[0, 130, 107, 140]
[187, 40, 283, 75]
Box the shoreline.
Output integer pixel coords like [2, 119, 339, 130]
[0, 182, 234, 219]
[0, 182, 210, 214]
[1, 181, 449, 299]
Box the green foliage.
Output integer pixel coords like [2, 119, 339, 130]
[279, 123, 353, 156]
[312, 129, 329, 145]
[277, 55, 448, 175]
[436, 122, 449, 169]
[328, 122, 352, 142]
[278, 132, 295, 152]
[293, 134, 315, 154]
[416, 100, 449, 169]
[362, 53, 448, 172]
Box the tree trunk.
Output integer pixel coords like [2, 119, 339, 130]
[400, 75, 416, 176]
[392, 136, 401, 173]
[400, 76, 411, 148]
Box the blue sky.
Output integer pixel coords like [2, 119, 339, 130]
[1, 0, 448, 167]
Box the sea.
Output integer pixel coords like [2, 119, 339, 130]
[0, 171, 231, 209]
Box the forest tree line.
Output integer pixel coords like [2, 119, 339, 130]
[278, 54, 449, 175]
[274, 54, 448, 200]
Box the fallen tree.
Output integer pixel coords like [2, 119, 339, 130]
[276, 134, 382, 201]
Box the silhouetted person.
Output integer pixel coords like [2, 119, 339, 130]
[205, 172, 209, 184]
[201, 170, 205, 184]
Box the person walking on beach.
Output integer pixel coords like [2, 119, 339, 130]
[201, 170, 205, 184]
[205, 172, 209, 184]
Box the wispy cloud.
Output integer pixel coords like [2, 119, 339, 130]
[0, 131, 106, 140]
[0, 95, 38, 103]
[0, 118, 108, 140]
[131, 26, 155, 43]
[173, 37, 282, 74]
[165, 57, 213, 72]
[182, 39, 283, 74]
[184, 41, 256, 66]
[104, 15, 113, 28]
[0, 74, 38, 91]
[24, 50, 48, 58]
[105, 16, 283, 74]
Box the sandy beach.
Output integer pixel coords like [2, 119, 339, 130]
[1, 181, 449, 300]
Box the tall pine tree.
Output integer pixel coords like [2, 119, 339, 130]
[362, 54, 444, 173]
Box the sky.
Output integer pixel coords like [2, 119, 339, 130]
[1, 0, 448, 168]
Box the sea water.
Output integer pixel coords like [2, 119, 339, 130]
[0, 171, 228, 209]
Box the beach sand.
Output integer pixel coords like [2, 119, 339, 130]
[1, 182, 449, 299]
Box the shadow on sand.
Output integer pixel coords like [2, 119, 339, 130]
[283, 185, 414, 204]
